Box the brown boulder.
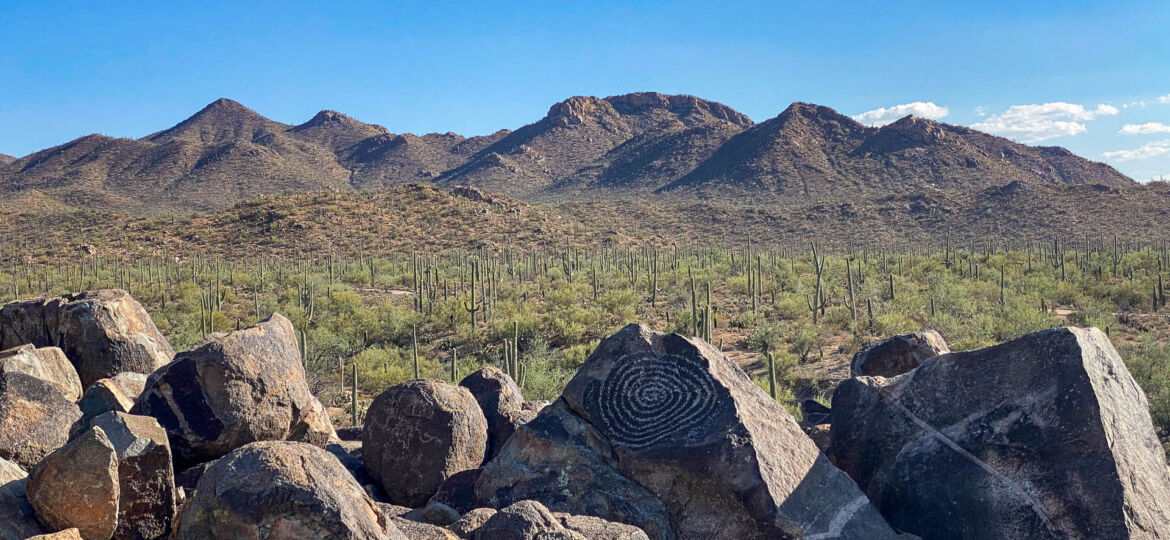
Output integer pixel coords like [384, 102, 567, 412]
[131, 314, 335, 468]
[363, 379, 487, 506]
[849, 330, 949, 378]
[556, 513, 649, 540]
[172, 441, 403, 539]
[0, 456, 47, 540]
[0, 290, 174, 387]
[390, 518, 462, 540]
[459, 367, 527, 461]
[0, 372, 81, 469]
[450, 508, 496, 538]
[90, 412, 177, 540]
[472, 500, 583, 540]
[0, 345, 82, 401]
[109, 373, 147, 401]
[26, 427, 120, 540]
[559, 324, 896, 539]
[26, 530, 83, 540]
[830, 327, 1170, 538]
[71, 379, 135, 439]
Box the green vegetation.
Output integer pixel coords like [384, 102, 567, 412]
[3, 239, 1170, 447]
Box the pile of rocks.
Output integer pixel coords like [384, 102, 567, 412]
[2, 289, 1168, 539]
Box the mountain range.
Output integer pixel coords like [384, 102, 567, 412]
[0, 93, 1141, 214]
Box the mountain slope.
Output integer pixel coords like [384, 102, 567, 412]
[0, 154, 13, 166]
[0, 94, 1136, 214]
[660, 103, 1133, 201]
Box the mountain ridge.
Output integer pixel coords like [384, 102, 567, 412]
[0, 93, 1137, 214]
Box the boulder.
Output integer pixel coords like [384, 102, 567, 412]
[363, 379, 487, 506]
[390, 518, 461, 539]
[109, 373, 147, 401]
[557, 324, 896, 539]
[800, 398, 831, 426]
[71, 379, 136, 438]
[0, 456, 47, 540]
[556, 513, 649, 540]
[472, 500, 583, 540]
[521, 400, 550, 414]
[459, 367, 527, 461]
[0, 372, 81, 469]
[849, 330, 948, 378]
[429, 468, 481, 514]
[172, 441, 404, 539]
[404, 501, 462, 526]
[174, 462, 212, 493]
[0, 345, 82, 400]
[325, 440, 378, 488]
[0, 290, 174, 387]
[807, 424, 832, 453]
[830, 327, 1170, 539]
[131, 314, 335, 468]
[90, 412, 177, 540]
[26, 530, 83, 540]
[450, 508, 496, 538]
[475, 400, 675, 539]
[26, 427, 120, 540]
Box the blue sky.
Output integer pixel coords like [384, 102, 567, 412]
[1, 1, 1168, 180]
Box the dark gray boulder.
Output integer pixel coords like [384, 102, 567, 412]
[475, 400, 676, 540]
[0, 290, 174, 388]
[363, 379, 487, 507]
[131, 314, 335, 468]
[71, 379, 136, 439]
[830, 327, 1170, 539]
[849, 329, 949, 378]
[0, 372, 81, 469]
[459, 367, 528, 461]
[428, 468, 481, 514]
[172, 441, 404, 539]
[559, 324, 896, 539]
[0, 457, 46, 540]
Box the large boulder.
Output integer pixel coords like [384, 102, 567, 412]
[26, 427, 120, 540]
[472, 500, 583, 540]
[849, 329, 948, 378]
[0, 372, 81, 469]
[459, 367, 528, 461]
[0, 290, 174, 388]
[72, 380, 136, 438]
[172, 441, 404, 539]
[131, 314, 335, 468]
[90, 412, 177, 540]
[830, 327, 1170, 538]
[475, 400, 675, 540]
[484, 324, 897, 539]
[0, 457, 47, 540]
[363, 379, 487, 506]
[0, 345, 82, 401]
[556, 513, 650, 540]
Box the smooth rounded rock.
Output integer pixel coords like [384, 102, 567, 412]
[363, 379, 487, 506]
[0, 345, 82, 401]
[26, 427, 120, 540]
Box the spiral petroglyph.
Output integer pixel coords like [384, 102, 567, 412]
[583, 351, 727, 450]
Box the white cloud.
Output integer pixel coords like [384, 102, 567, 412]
[1160, 94, 1170, 104]
[1103, 140, 1170, 161]
[852, 102, 949, 127]
[970, 102, 1119, 142]
[1120, 122, 1170, 135]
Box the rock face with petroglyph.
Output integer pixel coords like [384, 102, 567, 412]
[482, 324, 897, 539]
[131, 314, 335, 469]
[830, 327, 1170, 539]
[0, 290, 174, 388]
[0, 372, 81, 469]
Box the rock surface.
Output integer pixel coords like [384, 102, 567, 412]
[476, 400, 675, 539]
[450, 508, 497, 538]
[831, 327, 1170, 539]
[429, 468, 481, 514]
[0, 456, 46, 540]
[26, 427, 120, 540]
[0, 290, 174, 387]
[363, 379, 487, 506]
[460, 367, 527, 461]
[485, 324, 897, 539]
[556, 513, 649, 540]
[0, 345, 82, 401]
[849, 329, 949, 378]
[472, 500, 584, 540]
[90, 412, 177, 540]
[26, 530, 83, 540]
[72, 379, 136, 438]
[0, 372, 81, 469]
[131, 314, 335, 468]
[172, 441, 403, 539]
